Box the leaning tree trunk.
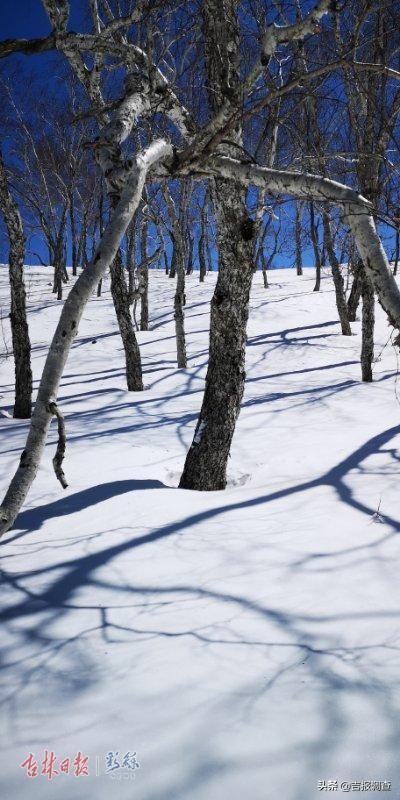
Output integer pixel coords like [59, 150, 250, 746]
[323, 212, 351, 336]
[179, 0, 254, 491]
[0, 140, 171, 535]
[0, 151, 32, 419]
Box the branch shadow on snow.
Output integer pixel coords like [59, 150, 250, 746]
[2, 305, 400, 796]
[4, 479, 167, 541]
[1, 426, 400, 797]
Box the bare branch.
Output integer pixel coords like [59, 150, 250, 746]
[47, 400, 68, 489]
[42, 0, 69, 33]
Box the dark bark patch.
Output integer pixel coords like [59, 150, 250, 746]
[214, 289, 227, 307]
[240, 217, 255, 241]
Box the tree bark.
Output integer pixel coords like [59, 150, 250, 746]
[323, 212, 351, 336]
[295, 201, 303, 275]
[69, 193, 78, 276]
[0, 140, 171, 535]
[179, 179, 254, 489]
[262, 256, 269, 288]
[163, 185, 188, 368]
[110, 249, 143, 390]
[310, 201, 321, 291]
[139, 218, 149, 331]
[205, 159, 400, 340]
[0, 151, 32, 419]
[393, 228, 399, 276]
[52, 212, 67, 300]
[179, 0, 254, 491]
[347, 260, 362, 322]
[186, 233, 194, 275]
[173, 232, 187, 368]
[198, 231, 207, 282]
[97, 191, 105, 296]
[199, 193, 208, 282]
[360, 270, 375, 382]
[169, 255, 176, 279]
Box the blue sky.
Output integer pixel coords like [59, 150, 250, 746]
[1, 2, 394, 271]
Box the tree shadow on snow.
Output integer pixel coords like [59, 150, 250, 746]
[4, 479, 166, 541]
[1, 426, 400, 796]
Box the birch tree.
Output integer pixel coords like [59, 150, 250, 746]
[0, 151, 32, 418]
[2, 0, 400, 532]
[323, 210, 352, 337]
[179, 0, 256, 491]
[163, 184, 188, 369]
[334, 1, 400, 379]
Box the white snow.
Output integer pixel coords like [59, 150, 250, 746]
[1, 265, 400, 799]
[193, 419, 207, 444]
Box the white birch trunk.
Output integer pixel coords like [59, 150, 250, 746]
[0, 141, 171, 535]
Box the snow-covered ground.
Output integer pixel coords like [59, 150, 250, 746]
[1, 265, 400, 800]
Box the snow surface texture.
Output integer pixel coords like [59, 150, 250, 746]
[1, 266, 400, 800]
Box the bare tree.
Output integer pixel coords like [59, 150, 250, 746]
[334, 1, 400, 380]
[198, 189, 210, 283]
[2, 0, 400, 532]
[0, 150, 32, 418]
[163, 183, 188, 369]
[323, 210, 352, 336]
[294, 201, 304, 276]
[179, 0, 256, 491]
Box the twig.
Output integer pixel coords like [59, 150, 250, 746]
[47, 400, 68, 489]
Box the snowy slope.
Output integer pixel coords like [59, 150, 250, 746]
[1, 265, 400, 800]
